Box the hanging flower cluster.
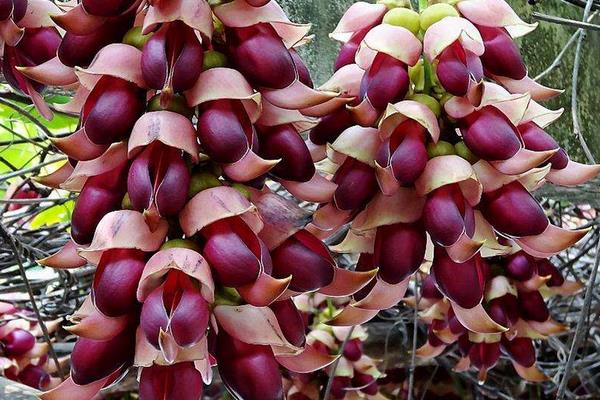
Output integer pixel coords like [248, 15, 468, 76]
[302, 0, 600, 382]
[285, 294, 383, 400]
[0, 301, 62, 391]
[20, 1, 378, 399]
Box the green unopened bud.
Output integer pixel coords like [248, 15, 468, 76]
[148, 93, 195, 118]
[121, 193, 133, 210]
[383, 8, 421, 36]
[420, 3, 459, 31]
[409, 59, 425, 92]
[377, 0, 411, 9]
[455, 141, 479, 164]
[231, 183, 252, 200]
[408, 93, 442, 117]
[189, 171, 222, 198]
[123, 27, 152, 50]
[427, 140, 456, 158]
[160, 239, 202, 252]
[214, 286, 243, 307]
[203, 50, 228, 71]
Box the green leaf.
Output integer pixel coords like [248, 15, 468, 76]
[30, 200, 74, 229]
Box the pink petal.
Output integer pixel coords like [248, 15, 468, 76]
[424, 17, 484, 62]
[319, 267, 378, 297]
[222, 150, 279, 182]
[329, 229, 375, 254]
[238, 273, 291, 307]
[137, 248, 214, 302]
[521, 101, 564, 128]
[415, 155, 483, 206]
[379, 101, 440, 142]
[258, 100, 319, 132]
[281, 172, 338, 203]
[473, 211, 512, 257]
[374, 162, 400, 196]
[444, 96, 476, 119]
[352, 189, 424, 231]
[0, 19, 23, 47]
[185, 67, 261, 122]
[144, 0, 213, 39]
[446, 232, 484, 263]
[547, 160, 600, 187]
[330, 126, 381, 165]
[301, 97, 355, 118]
[75, 44, 145, 89]
[491, 74, 563, 102]
[25, 80, 53, 120]
[549, 280, 584, 296]
[357, 24, 422, 68]
[353, 276, 410, 310]
[33, 161, 74, 189]
[457, 0, 538, 38]
[38, 239, 86, 269]
[40, 375, 113, 400]
[318, 63, 364, 98]
[512, 362, 549, 382]
[51, 127, 108, 162]
[17, 56, 77, 86]
[451, 302, 508, 334]
[309, 204, 353, 238]
[262, 79, 338, 110]
[326, 305, 379, 327]
[276, 344, 338, 373]
[54, 85, 90, 115]
[65, 296, 129, 341]
[179, 186, 263, 237]
[330, 2, 387, 43]
[252, 192, 308, 250]
[416, 342, 446, 359]
[79, 210, 168, 264]
[50, 4, 107, 35]
[491, 148, 556, 175]
[128, 111, 199, 161]
[516, 224, 590, 258]
[19, 0, 62, 29]
[347, 97, 379, 127]
[306, 139, 327, 162]
[214, 304, 300, 350]
[61, 142, 127, 191]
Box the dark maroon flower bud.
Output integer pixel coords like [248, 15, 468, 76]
[70, 326, 135, 385]
[82, 75, 145, 145]
[352, 371, 377, 394]
[309, 107, 354, 146]
[71, 162, 128, 245]
[334, 26, 371, 71]
[360, 52, 409, 109]
[480, 181, 548, 237]
[216, 330, 284, 400]
[459, 106, 521, 161]
[330, 376, 352, 399]
[447, 308, 468, 335]
[518, 290, 549, 322]
[504, 251, 535, 281]
[536, 259, 565, 287]
[427, 327, 445, 347]
[374, 222, 426, 284]
[7, 186, 41, 211]
[477, 25, 526, 80]
[501, 336, 535, 367]
[422, 274, 443, 300]
[3, 27, 62, 94]
[376, 120, 428, 186]
[290, 49, 313, 88]
[333, 157, 378, 211]
[227, 23, 296, 89]
[140, 270, 210, 348]
[58, 13, 134, 67]
[271, 230, 336, 292]
[0, 0, 26, 22]
[201, 217, 266, 287]
[128, 142, 190, 220]
[142, 21, 203, 94]
[82, 0, 136, 17]
[343, 338, 363, 361]
[518, 122, 568, 170]
[18, 365, 51, 390]
[197, 99, 254, 164]
[488, 294, 520, 327]
[258, 124, 315, 182]
[457, 334, 472, 357]
[424, 184, 475, 246]
[431, 248, 486, 309]
[1, 329, 35, 356]
[436, 41, 483, 96]
[270, 299, 306, 348]
[93, 248, 146, 317]
[139, 362, 203, 400]
[468, 342, 500, 371]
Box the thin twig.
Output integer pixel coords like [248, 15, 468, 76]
[407, 275, 420, 400]
[322, 326, 355, 400]
[532, 11, 600, 31]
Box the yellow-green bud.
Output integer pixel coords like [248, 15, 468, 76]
[121, 193, 133, 210]
[409, 59, 425, 92]
[420, 3, 459, 31]
[383, 8, 421, 36]
[188, 171, 222, 198]
[408, 93, 442, 117]
[214, 286, 243, 307]
[377, 0, 411, 9]
[160, 239, 202, 252]
[147, 93, 195, 118]
[203, 50, 228, 70]
[454, 141, 479, 164]
[427, 140, 456, 158]
[122, 26, 152, 50]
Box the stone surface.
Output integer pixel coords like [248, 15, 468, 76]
[279, 0, 600, 161]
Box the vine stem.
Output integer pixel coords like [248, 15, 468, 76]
[321, 326, 355, 400]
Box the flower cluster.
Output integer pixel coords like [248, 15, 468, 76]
[18, 1, 376, 399]
[285, 294, 383, 400]
[302, 0, 600, 382]
[0, 301, 62, 391]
